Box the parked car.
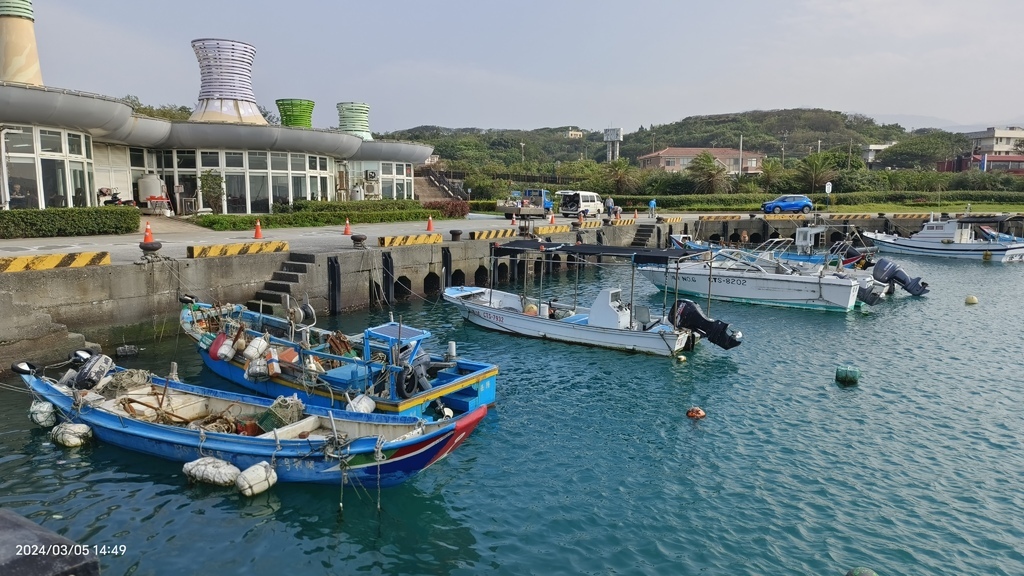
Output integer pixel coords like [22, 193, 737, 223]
[762, 195, 813, 214]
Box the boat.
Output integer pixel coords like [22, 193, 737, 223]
[443, 285, 742, 356]
[636, 245, 926, 312]
[862, 215, 1024, 262]
[178, 296, 498, 420]
[670, 229, 871, 269]
[11, 356, 486, 488]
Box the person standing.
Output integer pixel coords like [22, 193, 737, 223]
[605, 195, 614, 216]
[648, 198, 657, 218]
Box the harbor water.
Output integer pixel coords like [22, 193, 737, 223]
[2, 256, 1023, 575]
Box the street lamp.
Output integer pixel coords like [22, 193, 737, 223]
[520, 142, 525, 163]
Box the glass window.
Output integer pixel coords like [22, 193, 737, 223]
[39, 130, 63, 153]
[201, 151, 220, 167]
[129, 148, 146, 167]
[318, 157, 327, 171]
[67, 134, 84, 156]
[291, 175, 305, 200]
[381, 162, 393, 176]
[270, 152, 288, 171]
[3, 127, 34, 154]
[291, 153, 305, 171]
[395, 180, 405, 199]
[225, 152, 244, 168]
[225, 174, 246, 214]
[176, 150, 196, 169]
[381, 180, 394, 199]
[69, 161, 87, 207]
[158, 150, 174, 169]
[8, 157, 39, 209]
[405, 164, 412, 177]
[272, 175, 289, 207]
[84, 135, 92, 159]
[41, 158, 68, 208]
[309, 175, 319, 200]
[248, 151, 268, 170]
[308, 155, 318, 170]
[249, 174, 269, 213]
[320, 176, 328, 198]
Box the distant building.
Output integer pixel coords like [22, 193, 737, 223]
[937, 154, 1024, 174]
[963, 127, 1024, 156]
[862, 142, 897, 169]
[565, 128, 584, 139]
[637, 147, 765, 175]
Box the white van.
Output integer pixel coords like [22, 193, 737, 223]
[557, 190, 604, 218]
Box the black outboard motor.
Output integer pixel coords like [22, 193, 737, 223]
[872, 258, 930, 296]
[670, 299, 743, 350]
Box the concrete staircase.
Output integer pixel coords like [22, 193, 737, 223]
[247, 253, 316, 314]
[415, 177, 449, 202]
[631, 224, 657, 248]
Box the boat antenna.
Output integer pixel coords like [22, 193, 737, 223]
[573, 256, 580, 309]
[629, 257, 636, 327]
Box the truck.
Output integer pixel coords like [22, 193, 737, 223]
[499, 188, 553, 220]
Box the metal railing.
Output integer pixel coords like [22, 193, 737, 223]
[422, 167, 467, 200]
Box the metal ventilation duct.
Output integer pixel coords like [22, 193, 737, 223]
[337, 102, 373, 141]
[0, 0, 42, 85]
[189, 38, 267, 125]
[276, 99, 314, 128]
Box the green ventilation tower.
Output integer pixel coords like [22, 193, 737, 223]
[276, 99, 315, 128]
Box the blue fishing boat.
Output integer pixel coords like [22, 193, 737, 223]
[12, 358, 486, 488]
[178, 297, 497, 420]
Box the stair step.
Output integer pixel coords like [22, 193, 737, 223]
[272, 271, 301, 283]
[263, 280, 295, 293]
[253, 290, 287, 304]
[245, 300, 282, 314]
[282, 261, 309, 273]
[288, 253, 317, 264]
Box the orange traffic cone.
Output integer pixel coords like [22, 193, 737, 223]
[142, 221, 154, 243]
[254, 219, 263, 239]
[633, 209, 638, 220]
[511, 214, 518, 227]
[549, 213, 555, 224]
[343, 218, 352, 235]
[427, 215, 435, 232]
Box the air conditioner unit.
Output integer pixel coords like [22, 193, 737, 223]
[364, 170, 378, 181]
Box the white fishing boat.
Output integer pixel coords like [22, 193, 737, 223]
[443, 285, 742, 356]
[862, 215, 1024, 262]
[637, 248, 888, 312]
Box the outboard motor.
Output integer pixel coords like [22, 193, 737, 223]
[670, 299, 743, 350]
[74, 354, 114, 389]
[872, 258, 930, 296]
[856, 284, 883, 306]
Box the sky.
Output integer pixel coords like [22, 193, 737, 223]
[30, 0, 1024, 134]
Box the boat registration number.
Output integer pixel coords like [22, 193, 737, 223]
[475, 310, 504, 324]
[710, 277, 746, 285]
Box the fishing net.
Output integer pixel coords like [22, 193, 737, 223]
[256, 395, 304, 432]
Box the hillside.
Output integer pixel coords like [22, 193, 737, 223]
[381, 109, 910, 166]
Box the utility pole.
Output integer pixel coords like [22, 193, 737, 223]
[817, 139, 821, 154]
[738, 135, 743, 178]
[847, 139, 853, 169]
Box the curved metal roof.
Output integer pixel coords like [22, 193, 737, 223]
[0, 82, 432, 161]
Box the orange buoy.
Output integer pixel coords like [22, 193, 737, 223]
[686, 407, 706, 419]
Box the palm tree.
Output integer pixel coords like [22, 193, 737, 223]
[797, 153, 838, 194]
[685, 151, 730, 194]
[758, 158, 787, 193]
[601, 158, 640, 196]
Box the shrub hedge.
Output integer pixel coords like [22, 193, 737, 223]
[0, 206, 140, 239]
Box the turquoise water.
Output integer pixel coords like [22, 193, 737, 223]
[2, 257, 1023, 575]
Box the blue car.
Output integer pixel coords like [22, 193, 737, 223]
[762, 194, 813, 214]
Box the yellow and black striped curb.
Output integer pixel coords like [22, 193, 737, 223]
[764, 214, 807, 221]
[827, 214, 877, 219]
[890, 213, 933, 220]
[660, 216, 683, 223]
[469, 229, 518, 240]
[377, 233, 443, 247]
[579, 221, 602, 229]
[533, 225, 572, 234]
[699, 215, 742, 221]
[0, 252, 110, 273]
[606, 219, 636, 226]
[187, 241, 289, 259]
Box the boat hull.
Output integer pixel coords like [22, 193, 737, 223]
[638, 264, 859, 312]
[863, 232, 1024, 263]
[443, 287, 694, 356]
[24, 373, 486, 487]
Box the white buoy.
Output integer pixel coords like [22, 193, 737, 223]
[29, 400, 56, 427]
[50, 423, 92, 447]
[447, 341, 457, 359]
[677, 355, 687, 362]
[183, 457, 241, 487]
[236, 461, 278, 497]
[965, 295, 978, 305]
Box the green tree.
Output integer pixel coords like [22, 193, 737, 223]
[199, 170, 224, 214]
[122, 94, 193, 121]
[797, 153, 839, 194]
[758, 158, 788, 193]
[685, 151, 730, 194]
[874, 130, 969, 170]
[601, 158, 640, 196]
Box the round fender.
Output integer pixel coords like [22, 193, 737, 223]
[396, 366, 418, 399]
[209, 333, 227, 361]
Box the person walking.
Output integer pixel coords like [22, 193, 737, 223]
[648, 198, 657, 218]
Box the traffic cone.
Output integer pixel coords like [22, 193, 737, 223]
[511, 214, 517, 227]
[254, 219, 263, 239]
[549, 213, 555, 224]
[426, 216, 435, 232]
[142, 221, 153, 243]
[343, 218, 352, 235]
[633, 209, 638, 220]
